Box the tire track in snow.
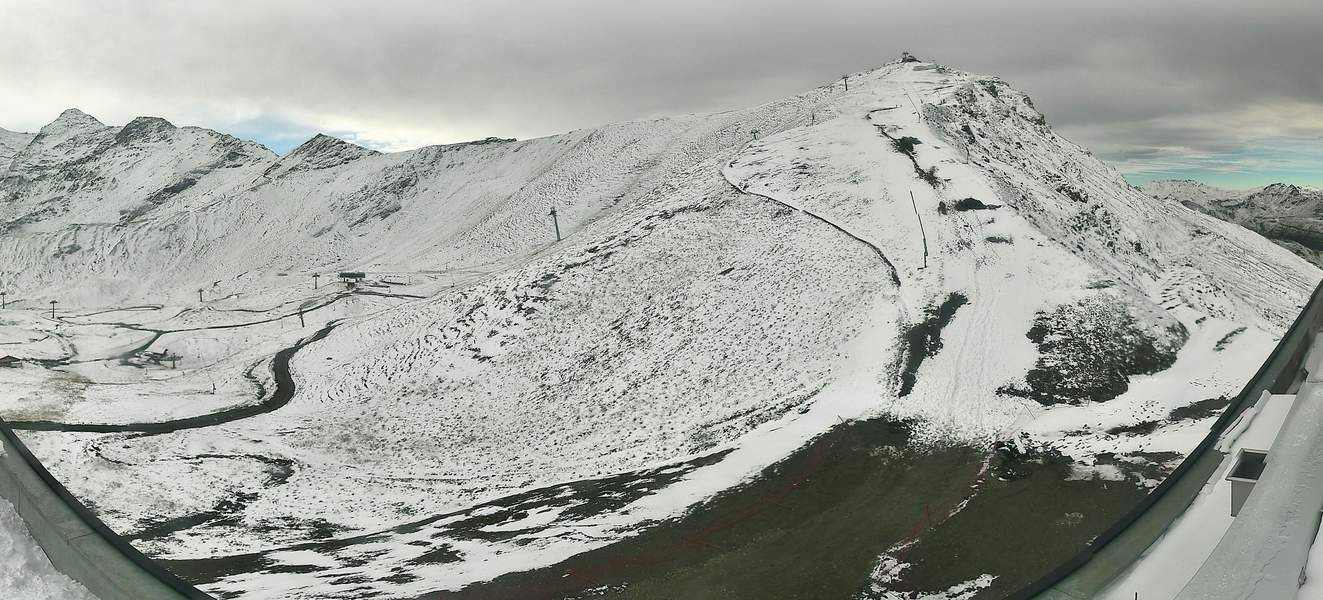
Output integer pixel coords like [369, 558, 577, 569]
[8, 290, 424, 433]
[7, 322, 337, 434]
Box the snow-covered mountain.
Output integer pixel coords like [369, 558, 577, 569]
[1144, 179, 1323, 267]
[0, 105, 797, 306]
[2, 58, 1318, 599]
[0, 126, 35, 171]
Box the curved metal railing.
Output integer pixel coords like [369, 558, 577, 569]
[1015, 278, 1323, 599]
[0, 418, 213, 600]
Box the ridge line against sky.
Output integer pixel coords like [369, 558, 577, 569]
[2, 0, 1320, 188]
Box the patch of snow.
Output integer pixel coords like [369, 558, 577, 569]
[0, 492, 97, 599]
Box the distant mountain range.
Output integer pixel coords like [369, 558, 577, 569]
[1143, 180, 1323, 267]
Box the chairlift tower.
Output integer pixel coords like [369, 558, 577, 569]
[49, 300, 57, 319]
[549, 206, 562, 241]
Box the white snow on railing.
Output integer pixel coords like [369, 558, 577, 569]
[0, 494, 96, 600]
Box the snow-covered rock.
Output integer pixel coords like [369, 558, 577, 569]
[0, 126, 36, 172]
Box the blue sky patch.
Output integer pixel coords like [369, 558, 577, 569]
[1122, 136, 1323, 189]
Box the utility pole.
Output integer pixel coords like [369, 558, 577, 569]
[549, 206, 562, 242]
[313, 273, 320, 289]
[910, 190, 928, 269]
[49, 300, 57, 319]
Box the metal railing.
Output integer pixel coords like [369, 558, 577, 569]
[1015, 278, 1323, 599]
[0, 419, 212, 600]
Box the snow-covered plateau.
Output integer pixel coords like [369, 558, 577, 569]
[0, 58, 1317, 599]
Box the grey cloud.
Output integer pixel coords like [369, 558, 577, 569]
[1, 0, 1320, 165]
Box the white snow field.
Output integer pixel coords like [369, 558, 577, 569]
[0, 58, 1318, 599]
[0, 489, 96, 599]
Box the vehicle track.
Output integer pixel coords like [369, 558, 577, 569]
[7, 322, 338, 434]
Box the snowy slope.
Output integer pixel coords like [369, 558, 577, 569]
[0, 59, 1318, 599]
[1141, 179, 1250, 210]
[1145, 180, 1323, 267]
[0, 126, 35, 172]
[1, 110, 274, 230]
[725, 63, 1316, 441]
[0, 107, 827, 307]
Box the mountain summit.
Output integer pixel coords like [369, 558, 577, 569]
[39, 107, 105, 135]
[264, 133, 378, 178]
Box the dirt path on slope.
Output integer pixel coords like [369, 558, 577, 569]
[9, 288, 425, 432]
[5, 322, 337, 434]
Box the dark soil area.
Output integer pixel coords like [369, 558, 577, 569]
[898, 293, 969, 396]
[1106, 396, 1232, 438]
[1168, 396, 1231, 421]
[434, 418, 989, 600]
[429, 418, 1150, 600]
[1106, 420, 1161, 436]
[1215, 327, 1247, 351]
[880, 445, 1147, 599]
[872, 123, 942, 188]
[161, 449, 732, 590]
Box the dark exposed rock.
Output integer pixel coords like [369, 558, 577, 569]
[897, 292, 969, 396]
[116, 117, 177, 145]
[998, 293, 1187, 406]
[952, 197, 1000, 211]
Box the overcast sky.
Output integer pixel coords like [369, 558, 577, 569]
[2, 0, 1320, 187]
